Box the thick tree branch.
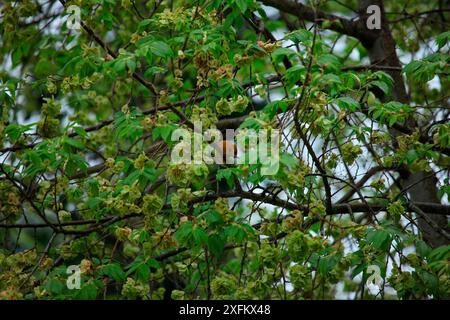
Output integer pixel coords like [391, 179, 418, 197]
[2, 196, 448, 231]
[261, 0, 375, 42]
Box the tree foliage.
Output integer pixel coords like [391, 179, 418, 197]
[0, 0, 449, 300]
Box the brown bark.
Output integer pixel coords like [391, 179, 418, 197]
[358, 0, 448, 247]
[261, 0, 449, 247]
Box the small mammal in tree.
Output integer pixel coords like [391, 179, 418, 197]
[212, 140, 238, 164]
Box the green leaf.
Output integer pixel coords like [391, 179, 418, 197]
[280, 153, 298, 168]
[86, 197, 101, 209]
[336, 96, 359, 112]
[263, 100, 289, 119]
[149, 41, 173, 58]
[317, 54, 342, 72]
[85, 179, 100, 196]
[75, 283, 98, 299]
[175, 221, 194, 244]
[136, 263, 150, 281]
[388, 115, 398, 127]
[351, 263, 367, 278]
[152, 124, 176, 143]
[4, 124, 20, 141]
[272, 47, 297, 63]
[126, 59, 136, 73]
[100, 263, 125, 282]
[123, 170, 141, 185]
[147, 258, 160, 270]
[204, 210, 224, 226]
[217, 168, 235, 188]
[73, 126, 87, 137]
[144, 66, 165, 77]
[370, 80, 390, 95]
[46, 278, 64, 294]
[234, 0, 248, 13]
[284, 65, 305, 86]
[138, 19, 152, 32]
[416, 240, 432, 258]
[5, 123, 32, 142]
[405, 149, 419, 164]
[403, 60, 423, 75]
[192, 227, 208, 246]
[285, 29, 312, 44]
[435, 31, 450, 49]
[239, 117, 262, 130]
[65, 154, 88, 176]
[224, 224, 247, 244]
[366, 228, 392, 251]
[63, 136, 85, 149]
[113, 59, 127, 74]
[373, 71, 394, 88]
[318, 254, 341, 275]
[23, 150, 44, 177]
[403, 60, 435, 82]
[208, 235, 225, 257]
[428, 245, 450, 262]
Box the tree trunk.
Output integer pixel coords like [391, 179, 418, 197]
[358, 0, 449, 247]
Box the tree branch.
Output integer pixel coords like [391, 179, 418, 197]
[260, 0, 375, 42]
